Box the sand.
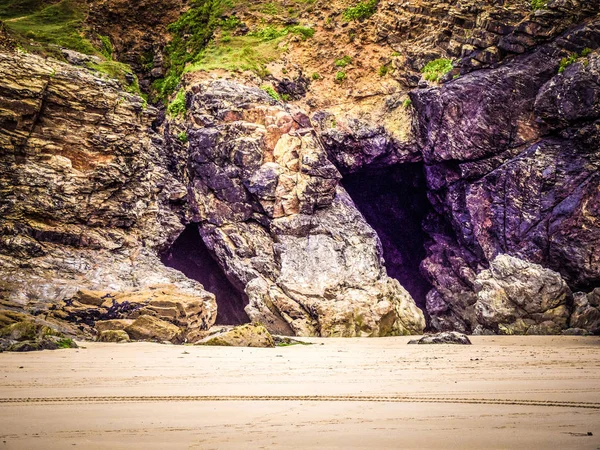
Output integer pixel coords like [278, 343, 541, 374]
[0, 335, 599, 449]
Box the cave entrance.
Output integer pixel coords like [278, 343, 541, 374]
[342, 163, 432, 310]
[161, 224, 250, 325]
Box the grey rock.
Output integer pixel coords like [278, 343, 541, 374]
[408, 331, 472, 345]
[474, 255, 571, 335]
[569, 289, 600, 335]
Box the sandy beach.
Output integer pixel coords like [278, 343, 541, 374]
[0, 336, 599, 449]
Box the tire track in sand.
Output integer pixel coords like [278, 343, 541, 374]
[1, 395, 599, 409]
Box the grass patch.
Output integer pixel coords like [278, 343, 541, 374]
[185, 34, 285, 76]
[167, 88, 187, 118]
[57, 338, 75, 349]
[261, 85, 281, 101]
[378, 63, 390, 77]
[531, 0, 547, 10]
[87, 60, 141, 94]
[558, 48, 593, 73]
[422, 58, 453, 82]
[343, 0, 378, 21]
[1, 0, 98, 56]
[335, 55, 352, 67]
[177, 131, 188, 143]
[98, 34, 113, 59]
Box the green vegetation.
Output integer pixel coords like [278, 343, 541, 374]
[343, 0, 379, 21]
[250, 24, 315, 41]
[311, 72, 321, 80]
[184, 35, 282, 77]
[98, 34, 113, 59]
[57, 338, 75, 349]
[261, 85, 281, 101]
[261, 2, 281, 15]
[422, 58, 453, 82]
[335, 55, 352, 68]
[378, 63, 390, 77]
[153, 0, 229, 100]
[531, 0, 548, 10]
[87, 60, 141, 94]
[155, 0, 316, 101]
[167, 88, 187, 117]
[0, 0, 98, 56]
[289, 25, 315, 40]
[177, 131, 188, 143]
[558, 48, 593, 73]
[335, 71, 347, 83]
[402, 98, 412, 109]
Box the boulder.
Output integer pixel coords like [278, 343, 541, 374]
[53, 286, 216, 343]
[198, 324, 275, 348]
[474, 255, 571, 334]
[95, 319, 135, 332]
[97, 330, 130, 343]
[125, 315, 182, 342]
[569, 288, 600, 335]
[408, 332, 472, 345]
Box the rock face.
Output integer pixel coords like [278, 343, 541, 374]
[408, 331, 471, 345]
[179, 80, 425, 337]
[412, 21, 600, 333]
[0, 53, 425, 338]
[474, 255, 571, 335]
[1, 2, 599, 337]
[0, 51, 218, 338]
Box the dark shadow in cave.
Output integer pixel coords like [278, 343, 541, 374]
[161, 224, 250, 325]
[342, 164, 432, 310]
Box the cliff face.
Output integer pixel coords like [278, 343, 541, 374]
[0, 51, 425, 338]
[0, 0, 599, 339]
[412, 20, 600, 333]
[0, 51, 216, 340]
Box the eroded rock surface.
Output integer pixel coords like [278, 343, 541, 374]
[412, 21, 600, 333]
[0, 54, 425, 338]
[0, 52, 218, 339]
[474, 255, 571, 335]
[570, 289, 600, 335]
[178, 80, 425, 337]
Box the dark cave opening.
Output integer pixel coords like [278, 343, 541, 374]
[342, 164, 432, 310]
[160, 224, 250, 325]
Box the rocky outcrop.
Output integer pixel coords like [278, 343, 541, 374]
[0, 51, 218, 338]
[177, 80, 425, 337]
[412, 21, 600, 333]
[0, 321, 78, 352]
[474, 255, 571, 335]
[51, 287, 215, 343]
[0, 52, 425, 339]
[408, 331, 471, 345]
[570, 289, 600, 335]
